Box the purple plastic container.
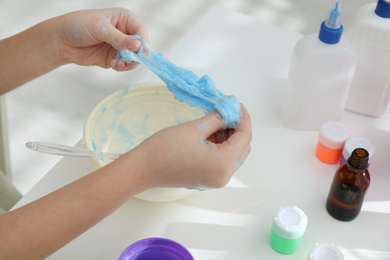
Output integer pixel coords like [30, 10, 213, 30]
[119, 237, 194, 260]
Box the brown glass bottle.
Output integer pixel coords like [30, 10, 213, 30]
[326, 148, 370, 221]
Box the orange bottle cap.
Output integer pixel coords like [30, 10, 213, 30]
[316, 121, 349, 164]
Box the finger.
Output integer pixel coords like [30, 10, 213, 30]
[240, 144, 252, 165]
[235, 104, 252, 135]
[196, 111, 224, 140]
[125, 21, 149, 45]
[106, 45, 139, 70]
[109, 9, 149, 49]
[224, 104, 252, 150]
[111, 59, 139, 71]
[116, 9, 149, 42]
[233, 144, 251, 171]
[103, 26, 142, 52]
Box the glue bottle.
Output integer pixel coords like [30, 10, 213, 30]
[344, 0, 390, 117]
[281, 2, 357, 130]
[326, 148, 370, 221]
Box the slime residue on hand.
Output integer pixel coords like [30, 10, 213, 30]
[115, 35, 241, 128]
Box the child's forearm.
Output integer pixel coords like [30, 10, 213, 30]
[0, 18, 63, 94]
[0, 150, 150, 260]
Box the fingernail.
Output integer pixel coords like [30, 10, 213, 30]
[110, 59, 118, 68]
[127, 61, 139, 70]
[126, 38, 141, 52]
[111, 59, 126, 71]
[214, 111, 223, 120]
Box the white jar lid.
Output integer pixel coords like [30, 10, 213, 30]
[318, 121, 349, 149]
[308, 243, 344, 260]
[272, 205, 307, 240]
[343, 137, 375, 162]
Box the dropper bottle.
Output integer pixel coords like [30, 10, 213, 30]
[319, 2, 343, 43]
[326, 148, 370, 221]
[281, 2, 357, 130]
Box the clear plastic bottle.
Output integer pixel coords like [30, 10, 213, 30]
[344, 0, 390, 117]
[281, 2, 357, 130]
[326, 148, 370, 221]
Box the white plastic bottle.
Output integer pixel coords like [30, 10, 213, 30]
[344, 0, 390, 117]
[281, 2, 357, 130]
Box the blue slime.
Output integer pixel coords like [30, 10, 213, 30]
[116, 36, 241, 128]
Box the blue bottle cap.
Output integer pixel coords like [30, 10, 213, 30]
[319, 2, 343, 44]
[375, 0, 390, 18]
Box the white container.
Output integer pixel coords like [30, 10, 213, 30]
[270, 205, 308, 254]
[344, 0, 390, 117]
[307, 243, 344, 260]
[282, 3, 357, 130]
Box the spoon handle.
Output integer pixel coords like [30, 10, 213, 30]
[25, 142, 120, 160]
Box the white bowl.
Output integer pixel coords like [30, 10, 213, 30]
[83, 82, 205, 202]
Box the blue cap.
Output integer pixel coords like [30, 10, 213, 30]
[319, 2, 343, 44]
[375, 0, 390, 18]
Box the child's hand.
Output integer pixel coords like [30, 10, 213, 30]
[57, 8, 149, 71]
[127, 105, 252, 190]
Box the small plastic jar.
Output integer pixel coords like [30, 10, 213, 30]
[119, 237, 194, 260]
[308, 243, 344, 260]
[315, 122, 349, 164]
[340, 137, 375, 167]
[270, 205, 308, 254]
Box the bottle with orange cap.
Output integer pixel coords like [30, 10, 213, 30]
[315, 121, 349, 164]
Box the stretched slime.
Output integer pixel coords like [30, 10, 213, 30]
[116, 35, 241, 128]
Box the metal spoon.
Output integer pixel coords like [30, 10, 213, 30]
[25, 142, 120, 160]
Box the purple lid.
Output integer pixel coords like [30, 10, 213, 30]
[119, 237, 194, 260]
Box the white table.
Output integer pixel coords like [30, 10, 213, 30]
[13, 5, 390, 260]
